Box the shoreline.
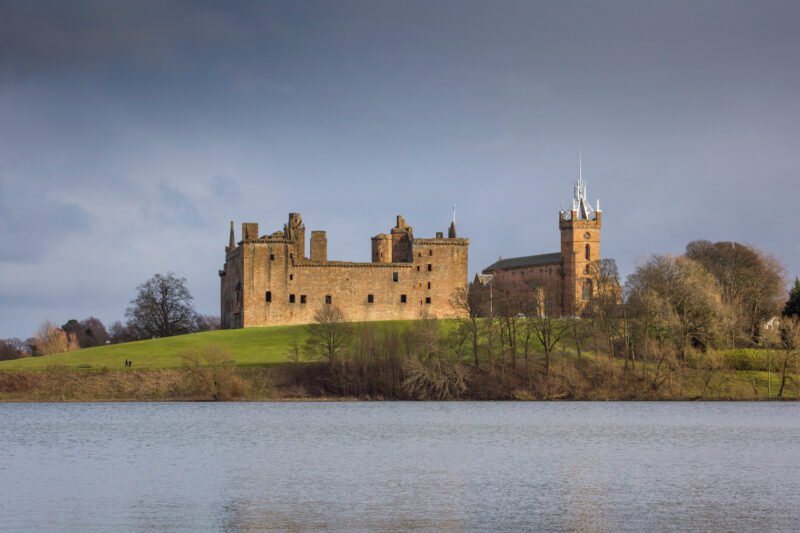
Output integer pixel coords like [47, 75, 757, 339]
[2, 365, 797, 402]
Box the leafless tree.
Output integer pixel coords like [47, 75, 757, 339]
[625, 254, 723, 359]
[527, 280, 570, 377]
[304, 305, 352, 367]
[493, 278, 534, 371]
[108, 321, 135, 344]
[584, 259, 621, 360]
[30, 321, 80, 356]
[195, 314, 222, 332]
[0, 338, 28, 361]
[450, 284, 485, 367]
[686, 240, 785, 344]
[125, 272, 198, 339]
[61, 317, 109, 348]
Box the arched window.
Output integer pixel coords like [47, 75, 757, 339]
[582, 279, 593, 301]
[585, 244, 591, 261]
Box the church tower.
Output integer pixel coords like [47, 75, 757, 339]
[559, 157, 602, 315]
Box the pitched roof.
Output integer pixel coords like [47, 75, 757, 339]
[482, 252, 562, 273]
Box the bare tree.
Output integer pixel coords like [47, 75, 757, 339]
[61, 317, 109, 348]
[625, 254, 723, 359]
[778, 315, 800, 398]
[108, 321, 135, 344]
[686, 240, 785, 344]
[195, 314, 222, 332]
[450, 284, 485, 367]
[0, 338, 28, 361]
[125, 272, 198, 339]
[30, 321, 80, 356]
[584, 259, 621, 360]
[493, 278, 534, 371]
[527, 280, 570, 378]
[304, 305, 352, 367]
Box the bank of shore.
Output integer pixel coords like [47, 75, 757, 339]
[1, 362, 796, 402]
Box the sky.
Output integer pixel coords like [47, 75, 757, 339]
[1, 0, 799, 338]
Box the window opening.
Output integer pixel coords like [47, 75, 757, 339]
[265, 291, 271, 302]
[585, 244, 590, 261]
[367, 294, 374, 303]
[427, 264, 432, 271]
[300, 295, 306, 304]
[325, 295, 332, 304]
[392, 272, 398, 282]
[400, 294, 407, 303]
[425, 297, 431, 304]
[289, 294, 295, 303]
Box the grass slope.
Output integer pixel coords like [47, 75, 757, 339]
[0, 320, 438, 372]
[0, 325, 307, 371]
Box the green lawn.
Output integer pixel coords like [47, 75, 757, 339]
[0, 324, 310, 371]
[0, 320, 450, 372]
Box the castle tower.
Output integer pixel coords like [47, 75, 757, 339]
[559, 157, 602, 315]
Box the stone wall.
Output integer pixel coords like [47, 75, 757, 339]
[220, 214, 469, 328]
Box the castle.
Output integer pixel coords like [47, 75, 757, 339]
[220, 213, 469, 328]
[481, 162, 603, 316]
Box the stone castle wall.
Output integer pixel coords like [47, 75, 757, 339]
[220, 214, 469, 328]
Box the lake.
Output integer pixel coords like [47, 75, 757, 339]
[1, 402, 799, 532]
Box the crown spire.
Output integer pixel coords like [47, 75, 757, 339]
[228, 220, 235, 248]
[563, 154, 597, 221]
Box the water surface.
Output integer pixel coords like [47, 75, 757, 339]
[1, 402, 799, 532]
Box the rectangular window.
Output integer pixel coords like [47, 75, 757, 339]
[400, 294, 407, 303]
[325, 295, 332, 304]
[289, 294, 295, 303]
[392, 272, 398, 282]
[417, 265, 420, 271]
[427, 282, 431, 289]
[427, 264, 432, 271]
[367, 294, 374, 303]
[265, 291, 272, 302]
[429, 250, 433, 256]
[425, 297, 431, 304]
[270, 253, 275, 261]
[289, 274, 293, 280]
[300, 295, 306, 304]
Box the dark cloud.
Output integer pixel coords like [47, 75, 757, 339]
[0, 1, 798, 338]
[0, 178, 91, 262]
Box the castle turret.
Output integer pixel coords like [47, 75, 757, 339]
[390, 215, 413, 262]
[448, 221, 457, 238]
[310, 231, 327, 262]
[242, 222, 259, 241]
[284, 213, 305, 259]
[372, 233, 392, 263]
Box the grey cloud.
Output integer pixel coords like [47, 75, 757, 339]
[0, 178, 91, 262]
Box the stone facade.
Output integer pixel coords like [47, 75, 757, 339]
[220, 214, 469, 328]
[482, 170, 603, 316]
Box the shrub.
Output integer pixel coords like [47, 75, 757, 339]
[722, 349, 782, 372]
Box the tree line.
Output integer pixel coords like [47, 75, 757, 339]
[293, 239, 800, 399]
[0, 272, 220, 361]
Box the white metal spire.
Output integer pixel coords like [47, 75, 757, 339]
[565, 153, 597, 220]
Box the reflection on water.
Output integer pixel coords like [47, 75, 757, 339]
[1, 402, 799, 532]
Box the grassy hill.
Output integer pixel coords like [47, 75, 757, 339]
[0, 320, 441, 372]
[0, 324, 309, 371]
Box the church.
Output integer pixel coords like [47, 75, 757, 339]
[481, 162, 604, 316]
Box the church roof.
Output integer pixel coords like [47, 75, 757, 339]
[482, 252, 562, 273]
